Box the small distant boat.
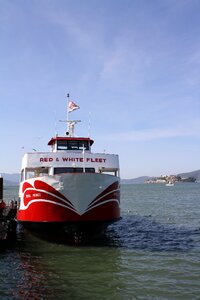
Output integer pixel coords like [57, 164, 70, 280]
[166, 182, 174, 186]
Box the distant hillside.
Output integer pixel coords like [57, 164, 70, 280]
[121, 176, 150, 184]
[178, 170, 200, 181]
[4, 180, 19, 186]
[122, 170, 200, 184]
[0, 173, 20, 185]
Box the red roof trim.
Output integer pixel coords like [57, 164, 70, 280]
[48, 137, 94, 146]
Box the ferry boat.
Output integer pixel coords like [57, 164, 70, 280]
[17, 97, 120, 236]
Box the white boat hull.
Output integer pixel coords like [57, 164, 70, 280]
[17, 173, 120, 229]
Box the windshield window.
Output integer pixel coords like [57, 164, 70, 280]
[57, 140, 89, 151]
[54, 167, 95, 174]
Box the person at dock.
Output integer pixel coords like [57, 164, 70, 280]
[9, 199, 14, 209]
[0, 199, 6, 219]
[7, 199, 17, 220]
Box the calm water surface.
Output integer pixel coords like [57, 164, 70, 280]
[0, 184, 200, 299]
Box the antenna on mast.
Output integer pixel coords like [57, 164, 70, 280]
[88, 111, 92, 137]
[67, 93, 70, 132]
[54, 110, 58, 136]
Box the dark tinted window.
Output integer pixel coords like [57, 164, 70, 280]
[54, 167, 95, 174]
[57, 140, 68, 150]
[57, 140, 89, 151]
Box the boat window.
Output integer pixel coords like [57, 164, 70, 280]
[85, 168, 95, 173]
[99, 168, 119, 177]
[20, 169, 25, 182]
[57, 140, 89, 151]
[57, 140, 68, 150]
[25, 168, 49, 179]
[68, 140, 79, 150]
[34, 168, 49, 177]
[26, 171, 35, 179]
[54, 167, 95, 174]
[79, 141, 89, 150]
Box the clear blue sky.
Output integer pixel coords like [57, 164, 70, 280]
[1, 0, 200, 179]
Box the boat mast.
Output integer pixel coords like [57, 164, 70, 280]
[67, 93, 70, 133]
[60, 93, 80, 137]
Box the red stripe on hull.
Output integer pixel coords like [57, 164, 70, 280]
[89, 181, 120, 206]
[17, 202, 78, 222]
[23, 189, 74, 209]
[87, 190, 120, 209]
[22, 181, 73, 207]
[81, 202, 120, 221]
[22, 182, 33, 193]
[17, 201, 120, 223]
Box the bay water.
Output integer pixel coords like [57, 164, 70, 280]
[0, 183, 200, 299]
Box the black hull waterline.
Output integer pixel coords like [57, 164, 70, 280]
[19, 218, 121, 240]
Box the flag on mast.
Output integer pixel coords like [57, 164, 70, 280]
[68, 101, 80, 112]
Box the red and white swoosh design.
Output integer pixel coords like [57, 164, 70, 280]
[22, 180, 77, 213]
[85, 181, 120, 213]
[18, 179, 120, 222]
